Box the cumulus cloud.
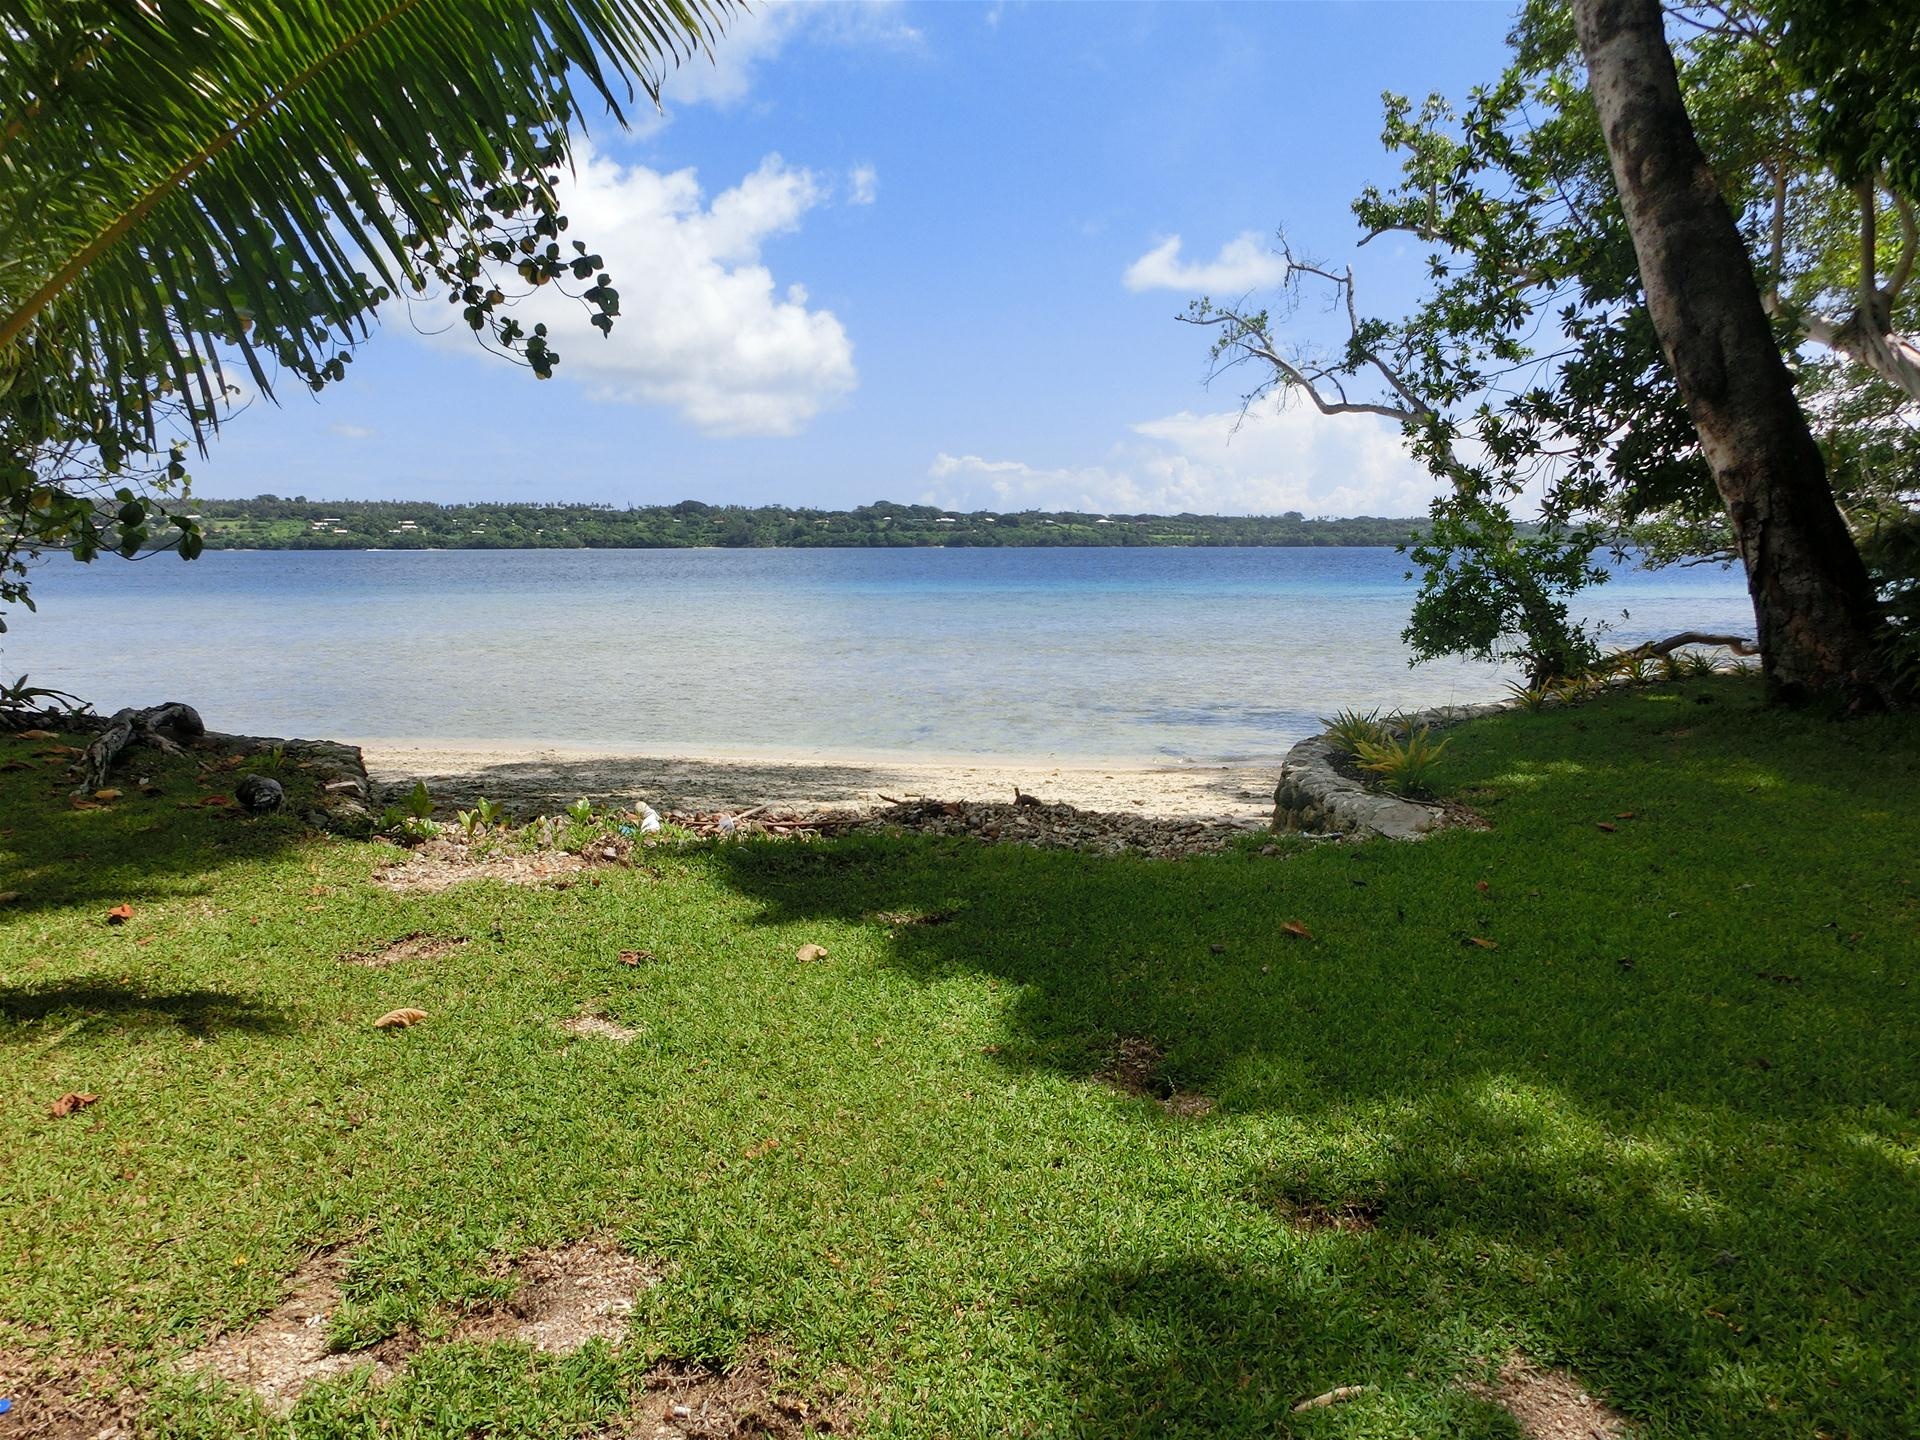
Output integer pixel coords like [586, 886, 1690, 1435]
[648, 1, 922, 125]
[925, 394, 1442, 516]
[436, 145, 855, 436]
[328, 422, 372, 440]
[1122, 232, 1288, 294]
[847, 164, 878, 205]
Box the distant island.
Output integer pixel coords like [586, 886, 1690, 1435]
[193, 497, 1429, 550]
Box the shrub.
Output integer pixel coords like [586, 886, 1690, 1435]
[1353, 725, 1451, 796]
[1322, 707, 1392, 755]
[1504, 679, 1552, 712]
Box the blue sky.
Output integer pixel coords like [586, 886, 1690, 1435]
[189, 0, 1520, 517]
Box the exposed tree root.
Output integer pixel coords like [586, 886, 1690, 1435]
[74, 702, 204, 794]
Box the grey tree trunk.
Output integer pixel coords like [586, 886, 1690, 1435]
[1573, 0, 1888, 704]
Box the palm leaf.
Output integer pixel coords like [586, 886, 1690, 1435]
[0, 0, 733, 453]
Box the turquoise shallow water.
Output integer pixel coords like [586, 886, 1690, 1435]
[2, 547, 1753, 761]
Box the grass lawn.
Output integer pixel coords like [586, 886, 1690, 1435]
[3, 676, 1916, 1438]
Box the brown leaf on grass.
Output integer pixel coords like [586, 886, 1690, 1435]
[1475, 880, 1490, 893]
[1596, 821, 1618, 832]
[1615, 811, 1636, 820]
[0, 890, 20, 904]
[16, 727, 58, 740]
[106, 904, 134, 925]
[795, 943, 829, 962]
[0, 758, 29, 771]
[1280, 920, 1314, 941]
[1465, 936, 1499, 950]
[743, 1138, 780, 1160]
[93, 788, 123, 802]
[49, 1091, 100, 1118]
[69, 796, 103, 810]
[618, 949, 656, 966]
[372, 1008, 428, 1029]
[199, 794, 232, 808]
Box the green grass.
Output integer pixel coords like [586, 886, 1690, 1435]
[3, 677, 1917, 1438]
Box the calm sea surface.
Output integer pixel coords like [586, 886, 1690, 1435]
[3, 547, 1752, 762]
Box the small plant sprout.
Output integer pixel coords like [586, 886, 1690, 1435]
[1613, 650, 1654, 685]
[0, 674, 89, 713]
[404, 780, 434, 820]
[475, 796, 505, 826]
[455, 809, 483, 839]
[1684, 650, 1722, 677]
[1352, 725, 1452, 797]
[1552, 672, 1599, 705]
[1504, 679, 1552, 713]
[1321, 707, 1392, 755]
[566, 797, 595, 826]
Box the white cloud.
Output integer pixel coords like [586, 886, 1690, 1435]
[648, 1, 922, 126]
[328, 422, 372, 440]
[1123, 232, 1288, 294]
[847, 164, 878, 206]
[925, 393, 1442, 516]
[449, 144, 855, 436]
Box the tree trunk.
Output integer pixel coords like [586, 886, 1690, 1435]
[1572, 0, 1888, 704]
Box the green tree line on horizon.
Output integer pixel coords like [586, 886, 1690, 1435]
[188, 496, 1436, 550]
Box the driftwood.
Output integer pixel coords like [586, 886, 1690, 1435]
[1622, 630, 1758, 659]
[74, 702, 204, 794]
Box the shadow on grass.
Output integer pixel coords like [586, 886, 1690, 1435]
[711, 681, 1920, 1437]
[0, 976, 293, 1041]
[0, 728, 328, 913]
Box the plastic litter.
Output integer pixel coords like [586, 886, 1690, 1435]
[637, 804, 662, 834]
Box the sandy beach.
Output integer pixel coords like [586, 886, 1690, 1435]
[359, 740, 1286, 823]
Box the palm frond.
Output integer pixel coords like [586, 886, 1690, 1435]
[0, 0, 732, 456]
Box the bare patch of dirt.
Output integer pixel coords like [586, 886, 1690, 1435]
[0, 1348, 139, 1438]
[450, 1239, 657, 1353]
[1159, 1091, 1218, 1118]
[1098, 1036, 1215, 1118]
[178, 1238, 659, 1412]
[867, 908, 958, 928]
[562, 1014, 641, 1044]
[371, 839, 590, 893]
[617, 1349, 852, 1438]
[1466, 1354, 1629, 1440]
[340, 932, 469, 967]
[180, 1249, 399, 1415]
[1277, 1198, 1380, 1234]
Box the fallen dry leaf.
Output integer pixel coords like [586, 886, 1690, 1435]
[1280, 920, 1314, 941]
[618, 949, 655, 966]
[372, 1008, 429, 1029]
[1475, 880, 1491, 893]
[49, 1091, 100, 1118]
[106, 904, 134, 925]
[69, 797, 102, 810]
[16, 728, 58, 741]
[199, 794, 232, 808]
[1616, 811, 1636, 820]
[743, 1138, 781, 1160]
[1466, 935, 1500, 950]
[795, 943, 829, 962]
[94, 788, 123, 802]
[0, 890, 20, 905]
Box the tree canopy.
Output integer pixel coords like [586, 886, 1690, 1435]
[1181, 0, 1919, 691]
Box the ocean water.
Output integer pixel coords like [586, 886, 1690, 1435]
[2, 547, 1753, 762]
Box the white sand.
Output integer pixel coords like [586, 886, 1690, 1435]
[358, 739, 1285, 822]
